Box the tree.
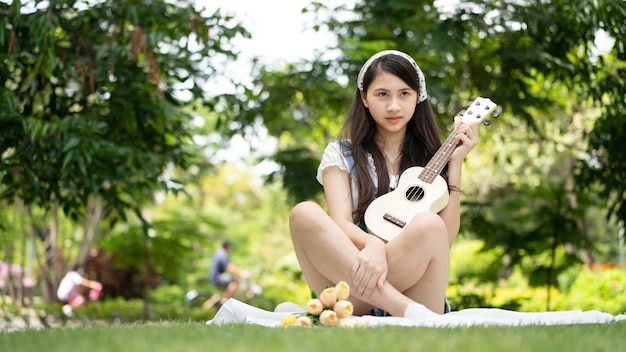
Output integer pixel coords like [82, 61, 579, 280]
[217, 0, 625, 280]
[0, 0, 248, 304]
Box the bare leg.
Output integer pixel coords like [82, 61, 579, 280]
[385, 212, 450, 313]
[289, 201, 447, 317]
[69, 294, 86, 308]
[220, 281, 239, 304]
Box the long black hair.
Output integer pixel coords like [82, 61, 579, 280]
[339, 53, 444, 223]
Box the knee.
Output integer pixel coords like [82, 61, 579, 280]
[421, 212, 446, 228]
[71, 295, 86, 307]
[406, 212, 447, 239]
[289, 201, 327, 241]
[289, 201, 323, 225]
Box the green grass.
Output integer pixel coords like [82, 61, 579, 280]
[1, 321, 625, 352]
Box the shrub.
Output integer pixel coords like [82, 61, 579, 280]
[558, 264, 626, 315]
[448, 262, 626, 315]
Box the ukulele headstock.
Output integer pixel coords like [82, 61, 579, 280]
[457, 97, 499, 126]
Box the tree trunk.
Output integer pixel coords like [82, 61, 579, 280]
[78, 197, 106, 267]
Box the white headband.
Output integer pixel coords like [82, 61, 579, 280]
[356, 50, 428, 104]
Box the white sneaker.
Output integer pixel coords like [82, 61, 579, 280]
[403, 302, 440, 320]
[62, 304, 73, 317]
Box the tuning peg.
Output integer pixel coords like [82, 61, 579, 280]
[459, 109, 467, 116]
[492, 111, 500, 119]
[467, 100, 473, 107]
[483, 120, 491, 126]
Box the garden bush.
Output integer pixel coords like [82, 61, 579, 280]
[557, 264, 626, 314]
[445, 239, 626, 314]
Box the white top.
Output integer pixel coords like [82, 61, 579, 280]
[57, 270, 84, 301]
[316, 140, 398, 211]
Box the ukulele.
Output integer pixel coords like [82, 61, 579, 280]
[363, 97, 498, 242]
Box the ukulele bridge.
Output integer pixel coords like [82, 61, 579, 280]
[383, 213, 406, 228]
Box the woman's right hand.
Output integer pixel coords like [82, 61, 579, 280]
[350, 237, 387, 299]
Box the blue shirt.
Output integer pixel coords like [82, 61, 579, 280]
[209, 249, 230, 284]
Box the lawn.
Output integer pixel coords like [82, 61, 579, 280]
[1, 321, 625, 352]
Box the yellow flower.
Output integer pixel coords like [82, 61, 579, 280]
[338, 318, 356, 328]
[319, 310, 338, 326]
[339, 317, 370, 328]
[333, 300, 354, 319]
[296, 316, 313, 327]
[354, 317, 370, 328]
[281, 314, 298, 326]
[335, 281, 350, 300]
[306, 298, 324, 315]
[319, 287, 338, 307]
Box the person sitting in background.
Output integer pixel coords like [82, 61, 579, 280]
[208, 240, 249, 306]
[57, 264, 102, 316]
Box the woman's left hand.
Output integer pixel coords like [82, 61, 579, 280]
[350, 237, 387, 299]
[449, 116, 480, 162]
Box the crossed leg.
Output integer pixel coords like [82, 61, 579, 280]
[289, 201, 449, 316]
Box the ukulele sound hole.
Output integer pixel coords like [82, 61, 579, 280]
[405, 186, 425, 202]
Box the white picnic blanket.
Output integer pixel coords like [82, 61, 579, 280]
[206, 298, 626, 327]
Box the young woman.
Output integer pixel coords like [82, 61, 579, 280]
[288, 50, 479, 318]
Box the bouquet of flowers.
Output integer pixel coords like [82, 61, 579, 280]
[281, 281, 369, 328]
